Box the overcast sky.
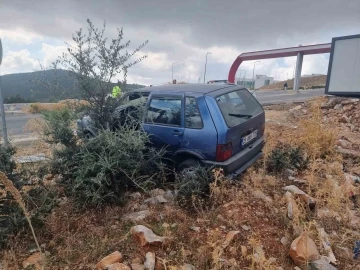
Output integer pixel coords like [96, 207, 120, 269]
[0, 0, 359, 85]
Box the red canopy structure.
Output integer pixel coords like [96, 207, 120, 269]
[228, 43, 332, 91]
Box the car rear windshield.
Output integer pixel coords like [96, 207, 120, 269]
[215, 89, 263, 127]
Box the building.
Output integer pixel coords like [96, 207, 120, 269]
[236, 75, 274, 89]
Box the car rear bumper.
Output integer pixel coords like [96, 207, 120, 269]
[202, 137, 264, 177]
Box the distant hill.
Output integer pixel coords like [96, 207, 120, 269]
[260, 75, 327, 91]
[0, 70, 145, 102]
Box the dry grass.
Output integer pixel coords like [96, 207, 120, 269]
[0, 172, 43, 267]
[22, 99, 88, 114]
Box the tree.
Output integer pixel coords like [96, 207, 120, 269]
[37, 19, 148, 128]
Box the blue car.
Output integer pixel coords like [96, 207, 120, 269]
[77, 84, 265, 177]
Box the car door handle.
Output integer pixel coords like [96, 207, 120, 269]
[172, 130, 183, 136]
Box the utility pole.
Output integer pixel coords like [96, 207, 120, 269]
[252, 61, 260, 90]
[0, 38, 8, 146]
[172, 62, 178, 82]
[203, 52, 211, 83]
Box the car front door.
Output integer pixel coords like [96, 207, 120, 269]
[142, 94, 185, 157]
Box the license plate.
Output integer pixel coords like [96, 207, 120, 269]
[241, 130, 258, 146]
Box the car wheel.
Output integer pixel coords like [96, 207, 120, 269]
[178, 159, 201, 178]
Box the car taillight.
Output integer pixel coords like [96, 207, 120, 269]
[216, 143, 232, 161]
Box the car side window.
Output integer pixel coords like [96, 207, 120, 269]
[185, 97, 203, 129]
[146, 97, 182, 126]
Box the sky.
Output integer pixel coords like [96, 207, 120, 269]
[0, 0, 359, 85]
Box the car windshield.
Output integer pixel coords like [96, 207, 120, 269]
[216, 89, 263, 127]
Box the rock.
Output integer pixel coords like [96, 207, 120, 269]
[144, 195, 168, 205]
[334, 104, 343, 110]
[337, 146, 360, 158]
[241, 245, 247, 257]
[281, 236, 289, 246]
[286, 169, 296, 176]
[189, 226, 200, 232]
[339, 114, 351, 123]
[108, 263, 131, 270]
[268, 257, 277, 264]
[144, 252, 155, 270]
[309, 258, 337, 270]
[130, 225, 169, 246]
[221, 231, 240, 249]
[122, 210, 151, 222]
[241, 225, 251, 231]
[284, 191, 299, 220]
[252, 190, 273, 203]
[149, 188, 165, 197]
[163, 190, 176, 201]
[336, 139, 349, 148]
[96, 251, 123, 269]
[131, 263, 145, 270]
[317, 208, 341, 222]
[289, 232, 320, 266]
[129, 192, 142, 199]
[283, 185, 316, 210]
[181, 264, 195, 270]
[22, 252, 44, 269]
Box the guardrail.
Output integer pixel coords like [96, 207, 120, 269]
[3, 103, 55, 111]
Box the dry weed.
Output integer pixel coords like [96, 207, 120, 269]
[0, 172, 43, 264]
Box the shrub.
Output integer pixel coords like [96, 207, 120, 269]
[175, 166, 215, 209]
[70, 128, 168, 207]
[0, 144, 16, 177]
[266, 143, 308, 174]
[42, 107, 77, 147]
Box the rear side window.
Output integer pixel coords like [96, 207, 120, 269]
[185, 97, 203, 129]
[216, 89, 263, 127]
[146, 97, 182, 126]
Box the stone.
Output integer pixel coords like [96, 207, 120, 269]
[283, 185, 316, 210]
[131, 263, 145, 270]
[221, 231, 240, 249]
[129, 192, 142, 199]
[309, 258, 337, 270]
[289, 232, 320, 266]
[144, 252, 155, 270]
[241, 225, 251, 231]
[268, 257, 277, 264]
[122, 210, 151, 222]
[336, 139, 349, 148]
[180, 264, 195, 270]
[163, 190, 176, 201]
[334, 104, 343, 110]
[281, 236, 289, 246]
[252, 190, 273, 203]
[241, 245, 247, 257]
[144, 195, 168, 205]
[108, 263, 131, 270]
[96, 251, 122, 269]
[317, 208, 341, 222]
[22, 252, 44, 269]
[149, 188, 165, 197]
[189, 226, 200, 232]
[130, 225, 169, 246]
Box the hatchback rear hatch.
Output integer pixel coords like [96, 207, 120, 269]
[205, 87, 265, 161]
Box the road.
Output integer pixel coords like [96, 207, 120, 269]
[255, 88, 325, 105]
[0, 89, 325, 138]
[0, 114, 40, 136]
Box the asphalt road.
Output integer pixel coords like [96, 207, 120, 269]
[0, 88, 325, 138]
[0, 114, 40, 136]
[255, 88, 325, 105]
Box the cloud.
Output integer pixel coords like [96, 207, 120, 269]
[40, 43, 67, 67]
[0, 28, 42, 45]
[0, 0, 359, 84]
[1, 50, 38, 74]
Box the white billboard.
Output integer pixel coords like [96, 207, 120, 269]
[326, 34, 360, 96]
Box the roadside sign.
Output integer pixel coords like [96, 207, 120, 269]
[0, 38, 2, 66]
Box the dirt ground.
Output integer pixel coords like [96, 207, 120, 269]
[2, 96, 360, 270]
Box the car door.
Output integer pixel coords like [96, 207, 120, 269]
[142, 94, 185, 157]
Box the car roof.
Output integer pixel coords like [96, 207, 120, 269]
[130, 83, 237, 95]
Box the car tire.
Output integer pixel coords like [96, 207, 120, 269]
[178, 158, 202, 178]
